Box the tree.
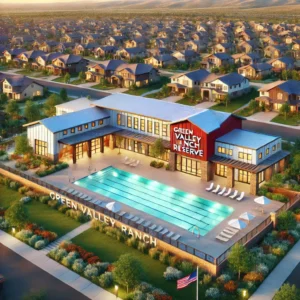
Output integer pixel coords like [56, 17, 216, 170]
[5, 202, 28, 230]
[150, 138, 166, 161]
[280, 103, 291, 120]
[0, 93, 8, 108]
[5, 100, 20, 119]
[248, 99, 259, 112]
[14, 135, 32, 157]
[113, 254, 143, 293]
[277, 211, 297, 231]
[228, 243, 254, 280]
[160, 84, 170, 98]
[24, 100, 41, 122]
[64, 72, 71, 84]
[274, 284, 300, 300]
[44, 94, 63, 117]
[291, 153, 300, 182]
[59, 88, 68, 102]
[223, 94, 231, 108]
[79, 71, 85, 83]
[115, 136, 124, 154]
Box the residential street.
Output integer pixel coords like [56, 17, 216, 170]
[0, 243, 88, 300]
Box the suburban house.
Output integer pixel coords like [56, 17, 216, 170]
[255, 80, 300, 112]
[94, 46, 118, 58]
[85, 60, 124, 83]
[144, 54, 177, 68]
[46, 54, 88, 75]
[201, 72, 250, 101]
[0, 74, 44, 100]
[3, 48, 26, 62]
[213, 43, 235, 53]
[238, 63, 272, 79]
[39, 41, 60, 53]
[267, 57, 295, 73]
[231, 53, 260, 66]
[115, 47, 147, 60]
[172, 50, 199, 64]
[201, 53, 234, 70]
[14, 50, 46, 68]
[264, 45, 287, 58]
[33, 52, 63, 70]
[167, 69, 210, 95]
[73, 43, 100, 56]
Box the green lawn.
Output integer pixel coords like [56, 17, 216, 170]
[124, 76, 170, 96]
[90, 83, 115, 90]
[176, 98, 198, 106]
[210, 89, 259, 113]
[70, 79, 85, 85]
[271, 113, 300, 126]
[0, 185, 80, 237]
[52, 73, 79, 83]
[72, 228, 201, 300]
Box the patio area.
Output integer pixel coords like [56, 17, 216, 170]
[3, 148, 283, 260]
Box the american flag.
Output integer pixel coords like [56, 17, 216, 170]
[177, 270, 197, 289]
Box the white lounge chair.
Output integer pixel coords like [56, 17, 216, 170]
[125, 158, 135, 165]
[206, 183, 214, 192]
[123, 156, 129, 163]
[130, 160, 140, 167]
[236, 192, 245, 201]
[224, 227, 239, 234]
[220, 232, 233, 239]
[212, 185, 220, 193]
[216, 235, 229, 242]
[229, 190, 238, 199]
[223, 188, 232, 197]
[218, 187, 226, 196]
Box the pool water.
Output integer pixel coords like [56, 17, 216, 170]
[74, 166, 234, 236]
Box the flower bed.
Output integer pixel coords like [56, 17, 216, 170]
[15, 223, 57, 250]
[49, 240, 172, 300]
[35, 162, 69, 177]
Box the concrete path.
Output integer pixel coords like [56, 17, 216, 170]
[250, 239, 300, 300]
[0, 230, 120, 300]
[195, 101, 215, 109]
[248, 111, 279, 122]
[141, 88, 162, 97]
[41, 221, 91, 254]
[161, 95, 181, 102]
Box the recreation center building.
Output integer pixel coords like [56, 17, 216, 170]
[24, 94, 289, 195]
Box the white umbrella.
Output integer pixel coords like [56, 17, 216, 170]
[239, 212, 255, 222]
[228, 219, 247, 230]
[106, 202, 121, 213]
[254, 196, 271, 205]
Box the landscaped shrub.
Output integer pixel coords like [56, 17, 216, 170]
[95, 262, 109, 275]
[0, 217, 10, 230]
[148, 247, 161, 260]
[91, 219, 107, 232]
[216, 273, 231, 284]
[87, 256, 101, 265]
[54, 248, 68, 261]
[99, 272, 113, 288]
[18, 186, 29, 194]
[72, 258, 86, 273]
[35, 240, 47, 250]
[84, 264, 99, 279]
[61, 251, 78, 267]
[224, 280, 238, 293]
[272, 194, 289, 203]
[203, 274, 212, 285]
[16, 229, 33, 242]
[159, 251, 170, 265]
[10, 181, 21, 191]
[169, 256, 181, 268]
[20, 196, 31, 203]
[179, 260, 194, 275]
[205, 287, 220, 299]
[36, 162, 69, 177]
[243, 272, 264, 283]
[163, 266, 183, 281]
[277, 211, 297, 231]
[127, 236, 139, 248]
[48, 199, 60, 209]
[66, 209, 89, 223]
[272, 246, 286, 257]
[137, 242, 149, 254]
[136, 282, 154, 294]
[29, 234, 41, 247]
[39, 195, 50, 204]
[257, 263, 269, 276]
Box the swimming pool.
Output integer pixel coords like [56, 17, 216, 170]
[74, 166, 233, 236]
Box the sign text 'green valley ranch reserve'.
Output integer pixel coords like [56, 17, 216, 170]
[50, 192, 157, 246]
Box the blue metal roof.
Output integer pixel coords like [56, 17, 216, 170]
[216, 129, 279, 149]
[40, 107, 110, 133]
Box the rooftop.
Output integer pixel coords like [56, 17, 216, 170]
[55, 97, 92, 113]
[216, 129, 280, 149]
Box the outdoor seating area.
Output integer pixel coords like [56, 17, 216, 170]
[123, 156, 140, 167]
[206, 183, 245, 202]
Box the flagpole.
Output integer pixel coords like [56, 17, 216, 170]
[196, 266, 198, 300]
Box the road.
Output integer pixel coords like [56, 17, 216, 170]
[243, 119, 300, 142]
[0, 243, 88, 300]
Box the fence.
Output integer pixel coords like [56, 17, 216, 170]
[0, 162, 298, 267]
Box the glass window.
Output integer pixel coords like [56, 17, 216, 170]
[77, 125, 82, 131]
[154, 122, 160, 135]
[259, 153, 262, 159]
[117, 113, 121, 126]
[238, 169, 250, 184]
[216, 164, 227, 177]
[140, 119, 145, 131]
[272, 145, 276, 152]
[35, 140, 48, 156]
[162, 123, 169, 137]
[98, 119, 103, 125]
[71, 128, 75, 133]
[91, 138, 101, 154]
[266, 148, 269, 155]
[258, 171, 265, 184]
[176, 155, 201, 177]
[92, 122, 95, 127]
[134, 117, 138, 130]
[76, 143, 83, 159]
[147, 120, 152, 133]
[127, 116, 132, 128]
[277, 142, 280, 149]
[84, 123, 88, 129]
[63, 130, 68, 135]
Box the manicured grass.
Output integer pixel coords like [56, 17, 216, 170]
[25, 201, 80, 237]
[52, 73, 79, 83]
[210, 89, 259, 113]
[271, 113, 300, 126]
[176, 98, 199, 106]
[90, 83, 115, 90]
[0, 185, 80, 237]
[124, 76, 170, 96]
[72, 228, 200, 300]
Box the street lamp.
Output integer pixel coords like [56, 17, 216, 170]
[12, 227, 15, 234]
[243, 289, 247, 298]
[114, 285, 118, 299]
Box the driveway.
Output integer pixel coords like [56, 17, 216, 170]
[195, 101, 216, 109]
[247, 111, 279, 122]
[161, 95, 182, 102]
[0, 243, 88, 300]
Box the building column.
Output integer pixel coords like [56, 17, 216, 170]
[145, 144, 149, 156]
[279, 158, 287, 172]
[265, 165, 274, 181]
[72, 145, 76, 164]
[168, 151, 176, 171]
[87, 140, 92, 158]
[250, 172, 259, 195]
[226, 167, 234, 188]
[270, 212, 277, 229]
[109, 135, 116, 150]
[100, 137, 104, 153]
[201, 161, 213, 182]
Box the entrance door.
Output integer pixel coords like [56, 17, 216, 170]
[76, 143, 83, 160]
[203, 90, 209, 101]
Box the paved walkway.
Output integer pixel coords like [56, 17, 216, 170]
[141, 88, 162, 97]
[0, 230, 120, 300]
[248, 111, 279, 122]
[161, 95, 181, 102]
[250, 239, 300, 300]
[195, 101, 215, 109]
[41, 221, 91, 254]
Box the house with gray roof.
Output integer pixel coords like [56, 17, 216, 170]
[238, 63, 272, 79]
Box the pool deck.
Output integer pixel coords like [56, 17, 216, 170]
[4, 149, 283, 259]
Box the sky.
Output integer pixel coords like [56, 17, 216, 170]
[0, 0, 104, 3]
